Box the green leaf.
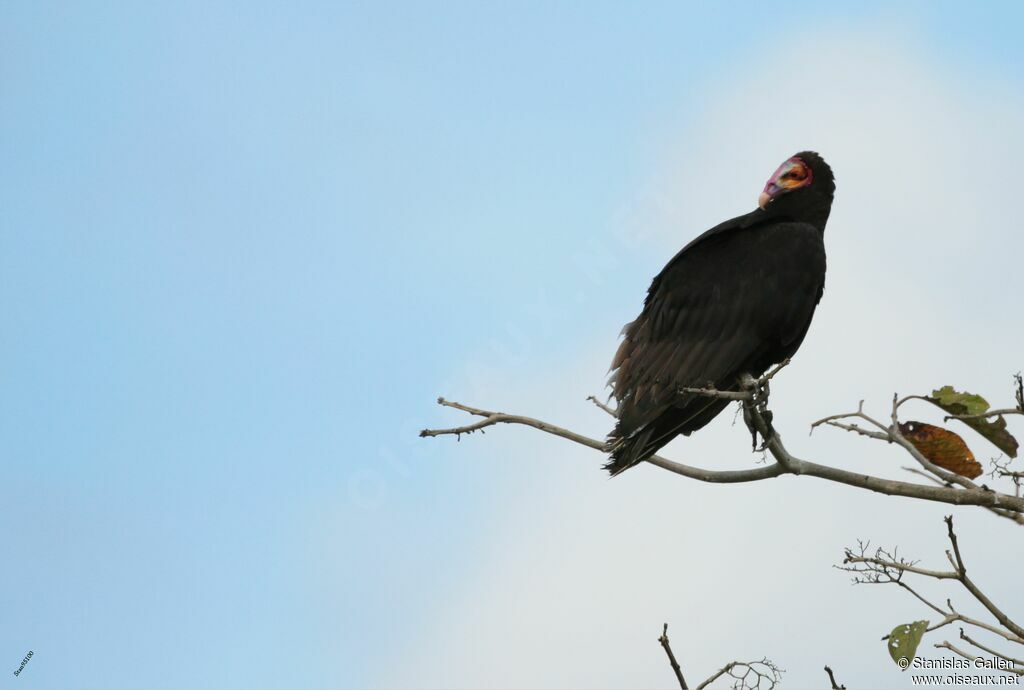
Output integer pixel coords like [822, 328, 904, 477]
[926, 386, 1019, 458]
[930, 386, 989, 416]
[888, 620, 928, 669]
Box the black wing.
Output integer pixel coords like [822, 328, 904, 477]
[605, 212, 825, 474]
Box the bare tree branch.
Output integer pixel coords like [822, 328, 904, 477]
[695, 658, 782, 690]
[420, 398, 1024, 513]
[423, 397, 787, 483]
[656, 622, 786, 690]
[813, 419, 891, 442]
[945, 408, 1024, 422]
[420, 377, 1024, 683]
[586, 395, 617, 417]
[991, 457, 1024, 494]
[678, 385, 750, 400]
[760, 358, 792, 383]
[842, 516, 1024, 677]
[824, 665, 846, 690]
[841, 530, 1024, 647]
[811, 392, 1024, 524]
[956, 628, 1024, 674]
[902, 466, 1024, 526]
[943, 516, 1024, 640]
[934, 639, 979, 664]
[658, 624, 688, 690]
[811, 400, 891, 440]
[840, 546, 957, 582]
[813, 395, 1016, 501]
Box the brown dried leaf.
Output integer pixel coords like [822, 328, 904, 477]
[899, 421, 982, 479]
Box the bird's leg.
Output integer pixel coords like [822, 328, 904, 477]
[741, 404, 759, 450]
[739, 372, 776, 451]
[738, 373, 759, 448]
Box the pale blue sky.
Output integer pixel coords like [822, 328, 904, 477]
[2, 2, 1023, 688]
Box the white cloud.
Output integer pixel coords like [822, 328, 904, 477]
[390, 30, 1024, 689]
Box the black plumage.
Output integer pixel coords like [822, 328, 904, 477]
[604, 151, 835, 475]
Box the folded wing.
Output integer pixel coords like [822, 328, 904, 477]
[605, 216, 825, 474]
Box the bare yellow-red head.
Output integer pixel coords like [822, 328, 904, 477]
[758, 155, 814, 209]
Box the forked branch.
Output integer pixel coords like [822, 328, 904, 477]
[420, 395, 1024, 514]
[657, 623, 781, 690]
[839, 516, 1024, 674]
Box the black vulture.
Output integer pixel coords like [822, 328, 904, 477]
[604, 151, 835, 476]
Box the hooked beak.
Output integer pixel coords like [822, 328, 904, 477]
[759, 180, 782, 209]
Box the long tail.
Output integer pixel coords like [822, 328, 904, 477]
[603, 397, 730, 476]
[602, 428, 657, 477]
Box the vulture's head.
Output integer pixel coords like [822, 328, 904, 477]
[758, 151, 835, 210]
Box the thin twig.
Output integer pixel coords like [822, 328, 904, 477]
[815, 419, 891, 441]
[695, 658, 782, 690]
[928, 612, 1024, 646]
[811, 400, 890, 437]
[881, 607, 1024, 646]
[958, 628, 1024, 674]
[678, 385, 749, 401]
[658, 624, 688, 690]
[586, 395, 617, 418]
[841, 553, 957, 581]
[944, 516, 1024, 640]
[935, 639, 978, 663]
[945, 408, 1023, 421]
[679, 361, 791, 402]
[843, 517, 1024, 672]
[902, 466, 1024, 526]
[824, 665, 846, 690]
[760, 358, 792, 384]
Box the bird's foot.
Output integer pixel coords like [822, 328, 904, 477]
[739, 373, 776, 451]
[742, 406, 776, 451]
